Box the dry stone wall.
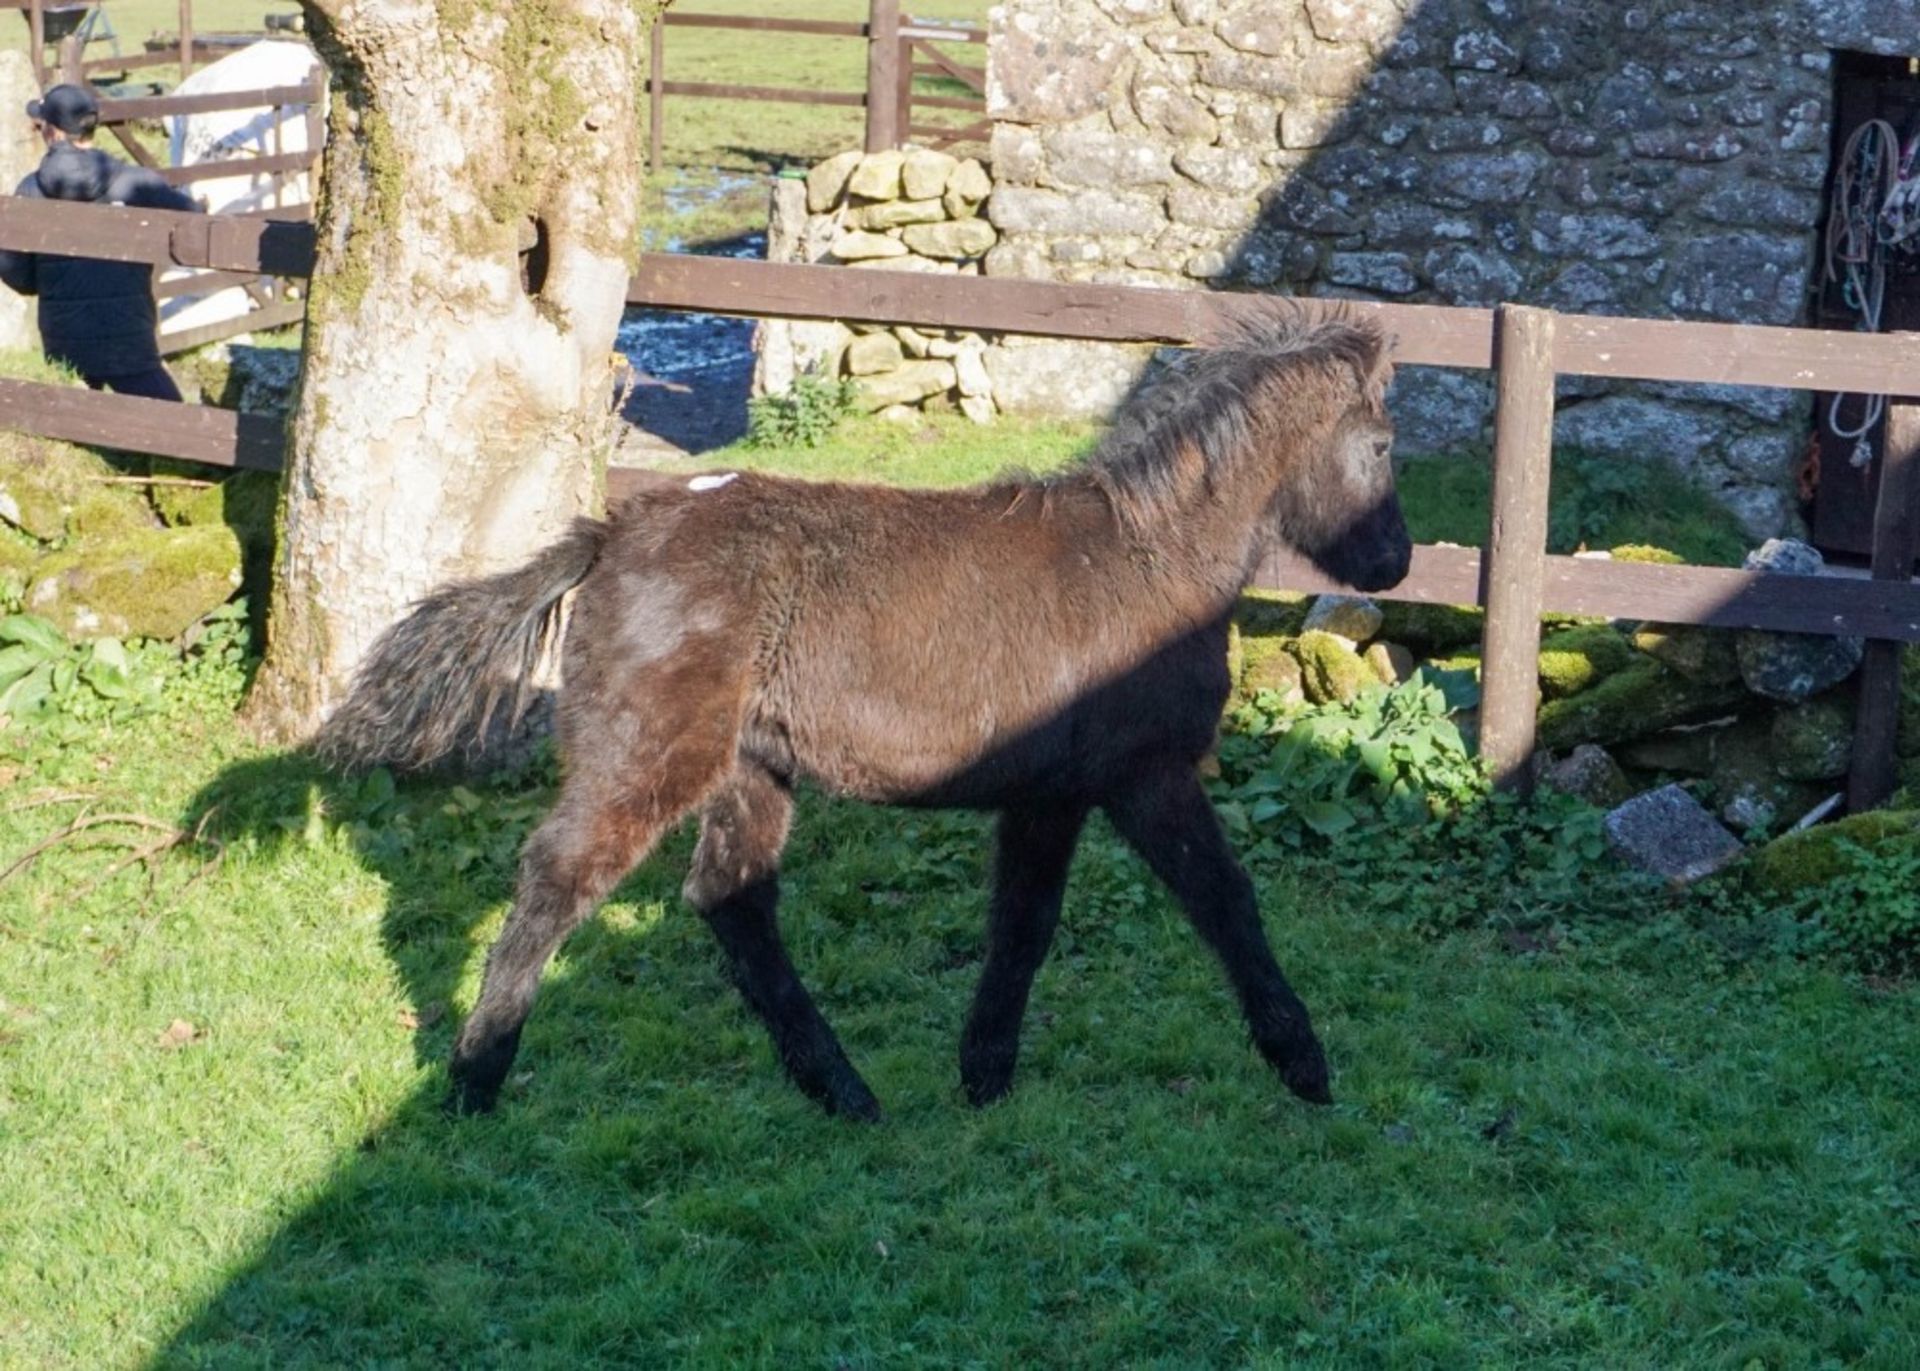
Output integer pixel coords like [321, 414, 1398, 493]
[754, 148, 1004, 424]
[978, 0, 1920, 539]
[754, 145, 1161, 424]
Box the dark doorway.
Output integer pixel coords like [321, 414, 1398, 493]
[1809, 49, 1920, 559]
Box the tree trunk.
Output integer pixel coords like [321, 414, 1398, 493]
[248, 0, 656, 741]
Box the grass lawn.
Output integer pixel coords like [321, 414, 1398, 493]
[3, 427, 1918, 1368]
[707, 410, 1099, 486]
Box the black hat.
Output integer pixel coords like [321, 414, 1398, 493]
[26, 84, 98, 136]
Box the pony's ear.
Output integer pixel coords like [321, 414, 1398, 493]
[1357, 324, 1395, 409]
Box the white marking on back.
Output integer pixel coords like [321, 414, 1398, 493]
[688, 472, 739, 492]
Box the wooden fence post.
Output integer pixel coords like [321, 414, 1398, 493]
[895, 35, 915, 145]
[178, 0, 194, 79]
[29, 0, 46, 87]
[1477, 303, 1559, 794]
[58, 33, 81, 86]
[1846, 396, 1920, 811]
[865, 0, 900, 152]
[648, 19, 665, 177]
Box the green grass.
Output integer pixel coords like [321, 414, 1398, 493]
[641, 0, 991, 173]
[715, 410, 1098, 485]
[4, 689, 1918, 1367]
[2, 513, 1917, 1367]
[1398, 446, 1755, 567]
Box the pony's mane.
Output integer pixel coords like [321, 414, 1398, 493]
[1061, 307, 1391, 527]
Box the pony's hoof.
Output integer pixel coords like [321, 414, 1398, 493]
[830, 1082, 885, 1123]
[1279, 1043, 1333, 1106]
[443, 1074, 501, 1118]
[443, 1090, 496, 1118]
[962, 1072, 1014, 1109]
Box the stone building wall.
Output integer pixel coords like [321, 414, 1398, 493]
[978, 0, 1920, 539]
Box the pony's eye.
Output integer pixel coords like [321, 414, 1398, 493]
[1372, 439, 1391, 459]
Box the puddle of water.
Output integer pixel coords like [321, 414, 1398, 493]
[661, 171, 764, 219]
[617, 231, 767, 382]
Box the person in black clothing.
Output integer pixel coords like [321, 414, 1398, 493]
[0, 84, 202, 401]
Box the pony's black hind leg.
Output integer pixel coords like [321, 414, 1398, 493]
[960, 804, 1086, 1106]
[1104, 764, 1332, 1105]
[686, 765, 882, 1121]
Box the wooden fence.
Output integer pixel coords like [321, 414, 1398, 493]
[645, 0, 987, 175]
[7, 0, 325, 350]
[61, 49, 325, 352]
[3, 197, 1919, 812]
[13, 0, 217, 87]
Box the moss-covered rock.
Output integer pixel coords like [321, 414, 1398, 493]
[1618, 725, 1721, 776]
[1631, 623, 1742, 685]
[1608, 544, 1684, 565]
[1899, 645, 1920, 759]
[25, 524, 242, 640]
[1745, 810, 1920, 897]
[1601, 713, 1825, 837]
[1538, 743, 1634, 808]
[1286, 630, 1375, 705]
[0, 431, 154, 543]
[1364, 640, 1415, 686]
[0, 528, 40, 599]
[1301, 593, 1382, 643]
[1375, 600, 1483, 654]
[1239, 638, 1305, 704]
[153, 469, 278, 600]
[1770, 694, 1854, 781]
[1232, 589, 1309, 638]
[1537, 624, 1635, 700]
[1536, 659, 1747, 751]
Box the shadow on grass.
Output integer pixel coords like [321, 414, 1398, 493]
[145, 746, 1040, 1366]
[123, 729, 1920, 1366]
[149, 748, 689, 1363]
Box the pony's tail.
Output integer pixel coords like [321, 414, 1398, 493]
[312, 518, 611, 774]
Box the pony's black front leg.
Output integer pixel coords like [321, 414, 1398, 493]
[1104, 765, 1332, 1105]
[960, 804, 1086, 1106]
[686, 767, 882, 1121]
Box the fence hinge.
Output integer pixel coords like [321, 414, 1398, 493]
[168, 217, 213, 270]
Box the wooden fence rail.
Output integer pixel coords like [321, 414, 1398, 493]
[646, 0, 987, 173]
[3, 197, 1918, 808]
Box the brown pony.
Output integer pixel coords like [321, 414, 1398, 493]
[315, 309, 1410, 1120]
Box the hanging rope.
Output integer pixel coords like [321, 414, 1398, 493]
[1825, 118, 1899, 468]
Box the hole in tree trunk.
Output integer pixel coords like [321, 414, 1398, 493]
[519, 215, 551, 297]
